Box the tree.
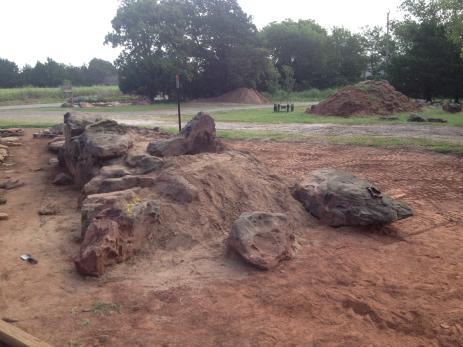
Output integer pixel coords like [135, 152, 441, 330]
[261, 19, 332, 90]
[326, 27, 366, 85]
[361, 26, 393, 78]
[388, 1, 463, 101]
[87, 59, 118, 85]
[0, 58, 21, 88]
[106, 0, 273, 99]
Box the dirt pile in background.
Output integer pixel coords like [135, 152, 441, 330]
[308, 80, 417, 116]
[205, 88, 270, 104]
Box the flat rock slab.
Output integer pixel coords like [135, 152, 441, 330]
[293, 168, 413, 227]
[228, 212, 296, 270]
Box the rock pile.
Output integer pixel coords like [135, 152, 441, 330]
[54, 112, 413, 277]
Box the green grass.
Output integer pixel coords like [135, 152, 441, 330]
[205, 106, 463, 127]
[159, 126, 462, 154]
[0, 85, 123, 105]
[0, 120, 56, 128]
[263, 88, 336, 102]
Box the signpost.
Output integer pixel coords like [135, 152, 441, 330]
[176, 74, 181, 132]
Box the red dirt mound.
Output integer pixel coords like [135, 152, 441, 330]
[308, 80, 417, 116]
[206, 87, 271, 104]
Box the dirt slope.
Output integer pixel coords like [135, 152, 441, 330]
[204, 88, 271, 104]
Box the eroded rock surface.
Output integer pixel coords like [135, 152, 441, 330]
[228, 212, 296, 270]
[147, 112, 223, 157]
[76, 190, 160, 276]
[62, 114, 132, 186]
[292, 168, 413, 227]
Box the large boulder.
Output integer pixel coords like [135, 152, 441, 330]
[292, 169, 413, 227]
[62, 114, 132, 187]
[76, 190, 160, 276]
[228, 212, 296, 270]
[147, 112, 223, 157]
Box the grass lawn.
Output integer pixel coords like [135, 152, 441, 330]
[157, 127, 463, 155]
[0, 85, 124, 106]
[206, 106, 463, 127]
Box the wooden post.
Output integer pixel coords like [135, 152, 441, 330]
[0, 319, 54, 347]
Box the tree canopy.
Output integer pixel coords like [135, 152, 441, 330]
[106, 0, 275, 99]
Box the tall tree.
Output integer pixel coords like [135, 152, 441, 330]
[106, 0, 273, 99]
[0, 58, 21, 88]
[388, 1, 463, 101]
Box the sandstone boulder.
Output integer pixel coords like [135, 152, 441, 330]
[125, 154, 164, 174]
[80, 189, 141, 234]
[292, 169, 413, 227]
[75, 192, 160, 276]
[147, 112, 223, 157]
[152, 173, 199, 204]
[0, 128, 23, 137]
[62, 115, 132, 187]
[48, 138, 65, 154]
[228, 212, 296, 270]
[100, 165, 131, 178]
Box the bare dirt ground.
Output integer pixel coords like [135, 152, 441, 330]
[1, 131, 463, 346]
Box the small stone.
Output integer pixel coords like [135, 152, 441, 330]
[53, 173, 73, 186]
[38, 201, 60, 216]
[49, 158, 59, 167]
[0, 196, 6, 205]
[440, 323, 451, 329]
[0, 213, 8, 220]
[0, 178, 24, 190]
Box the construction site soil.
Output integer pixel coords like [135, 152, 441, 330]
[0, 130, 462, 346]
[199, 88, 271, 104]
[309, 80, 418, 116]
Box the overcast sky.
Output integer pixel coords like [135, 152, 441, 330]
[0, 0, 403, 67]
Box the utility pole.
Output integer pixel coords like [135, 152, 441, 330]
[385, 11, 390, 74]
[176, 74, 181, 132]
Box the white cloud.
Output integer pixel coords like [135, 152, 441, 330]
[0, 0, 403, 67]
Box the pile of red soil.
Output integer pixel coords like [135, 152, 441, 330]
[205, 88, 271, 104]
[308, 80, 417, 116]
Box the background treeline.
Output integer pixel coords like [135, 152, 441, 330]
[0, 58, 118, 88]
[1, 0, 462, 103]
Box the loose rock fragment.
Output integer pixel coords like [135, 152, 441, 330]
[0, 213, 8, 220]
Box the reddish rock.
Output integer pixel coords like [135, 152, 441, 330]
[228, 212, 296, 270]
[75, 196, 160, 276]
